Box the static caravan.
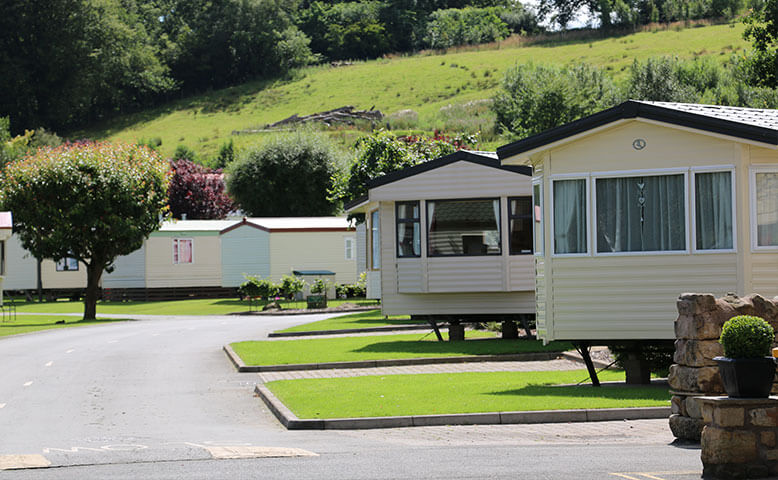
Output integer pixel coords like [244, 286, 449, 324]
[0, 212, 11, 304]
[346, 150, 536, 326]
[498, 100, 778, 346]
[3, 233, 88, 294]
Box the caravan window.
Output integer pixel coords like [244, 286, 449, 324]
[509, 197, 533, 255]
[694, 170, 734, 251]
[173, 238, 194, 264]
[595, 173, 686, 253]
[396, 201, 421, 258]
[56, 256, 79, 271]
[754, 170, 778, 249]
[370, 210, 380, 269]
[427, 199, 501, 256]
[552, 178, 587, 255]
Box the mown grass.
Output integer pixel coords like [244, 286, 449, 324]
[278, 309, 419, 333]
[266, 369, 670, 418]
[12, 297, 377, 316]
[76, 23, 748, 157]
[0, 315, 127, 338]
[231, 333, 573, 366]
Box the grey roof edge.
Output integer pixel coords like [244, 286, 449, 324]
[366, 150, 532, 190]
[496, 100, 778, 160]
[343, 195, 369, 212]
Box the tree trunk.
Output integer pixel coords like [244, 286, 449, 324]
[83, 261, 103, 320]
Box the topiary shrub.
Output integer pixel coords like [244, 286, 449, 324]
[719, 315, 775, 359]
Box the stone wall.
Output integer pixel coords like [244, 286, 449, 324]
[669, 293, 778, 441]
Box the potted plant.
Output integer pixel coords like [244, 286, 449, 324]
[714, 315, 777, 398]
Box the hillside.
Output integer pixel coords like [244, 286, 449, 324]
[80, 23, 750, 157]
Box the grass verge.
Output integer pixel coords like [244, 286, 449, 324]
[0, 315, 127, 338]
[266, 370, 670, 418]
[278, 309, 419, 333]
[231, 333, 572, 366]
[12, 297, 377, 316]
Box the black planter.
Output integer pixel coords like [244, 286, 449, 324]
[714, 356, 777, 398]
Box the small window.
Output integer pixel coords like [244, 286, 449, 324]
[56, 257, 79, 271]
[755, 171, 778, 248]
[533, 182, 544, 256]
[396, 201, 421, 258]
[553, 179, 587, 255]
[694, 171, 733, 251]
[595, 174, 685, 253]
[509, 197, 533, 255]
[370, 210, 380, 269]
[427, 198, 501, 256]
[173, 238, 193, 264]
[344, 237, 355, 260]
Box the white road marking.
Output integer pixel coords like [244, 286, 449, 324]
[0, 403, 6, 409]
[44, 361, 53, 367]
[0, 454, 51, 470]
[206, 446, 318, 459]
[23, 381, 33, 387]
[65, 349, 74, 354]
[151, 333, 160, 337]
[107, 340, 118, 344]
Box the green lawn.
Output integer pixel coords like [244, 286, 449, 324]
[278, 309, 420, 333]
[12, 297, 377, 316]
[0, 315, 128, 338]
[77, 23, 749, 157]
[266, 370, 670, 418]
[231, 333, 573, 366]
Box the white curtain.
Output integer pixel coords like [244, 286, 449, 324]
[695, 172, 733, 250]
[553, 179, 587, 254]
[596, 174, 685, 253]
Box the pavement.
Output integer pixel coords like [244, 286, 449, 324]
[0, 313, 698, 479]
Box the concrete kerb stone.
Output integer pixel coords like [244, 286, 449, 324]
[268, 325, 431, 337]
[226, 349, 562, 372]
[254, 384, 671, 430]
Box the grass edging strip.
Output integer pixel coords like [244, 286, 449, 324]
[254, 384, 671, 430]
[230, 306, 378, 316]
[269, 325, 431, 337]
[224, 346, 561, 372]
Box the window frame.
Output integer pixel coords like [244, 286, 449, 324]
[591, 167, 690, 257]
[691, 166, 737, 254]
[369, 209, 380, 270]
[172, 237, 194, 265]
[750, 166, 778, 252]
[395, 201, 421, 258]
[0, 240, 4, 276]
[508, 196, 533, 255]
[550, 174, 590, 258]
[55, 256, 79, 272]
[532, 179, 544, 257]
[425, 197, 503, 258]
[344, 236, 355, 260]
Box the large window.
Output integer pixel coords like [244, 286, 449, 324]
[370, 210, 380, 269]
[396, 201, 421, 257]
[173, 238, 193, 264]
[509, 197, 533, 255]
[694, 171, 733, 251]
[427, 199, 501, 256]
[754, 170, 778, 248]
[595, 173, 686, 253]
[56, 256, 79, 271]
[553, 179, 587, 254]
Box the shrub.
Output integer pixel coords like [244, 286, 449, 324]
[239, 275, 279, 300]
[310, 278, 334, 296]
[278, 274, 307, 300]
[608, 343, 675, 377]
[168, 159, 234, 220]
[336, 272, 368, 298]
[424, 7, 510, 49]
[719, 315, 775, 358]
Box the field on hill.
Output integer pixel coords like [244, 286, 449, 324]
[79, 23, 749, 156]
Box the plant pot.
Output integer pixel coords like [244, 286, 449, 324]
[714, 356, 777, 398]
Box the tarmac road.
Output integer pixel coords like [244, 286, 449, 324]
[0, 313, 702, 479]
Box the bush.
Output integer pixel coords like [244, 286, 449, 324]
[336, 272, 368, 298]
[278, 274, 307, 300]
[310, 278, 334, 296]
[227, 130, 345, 216]
[239, 275, 278, 300]
[608, 343, 675, 377]
[719, 315, 775, 358]
[424, 7, 510, 49]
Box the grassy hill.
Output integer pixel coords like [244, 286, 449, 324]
[78, 23, 750, 157]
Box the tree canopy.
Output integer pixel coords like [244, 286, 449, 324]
[0, 142, 170, 319]
[742, 0, 778, 89]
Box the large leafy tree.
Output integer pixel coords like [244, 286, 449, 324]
[226, 131, 344, 216]
[168, 159, 234, 219]
[742, 0, 778, 89]
[0, 142, 170, 320]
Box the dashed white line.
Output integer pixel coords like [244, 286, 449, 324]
[65, 349, 75, 354]
[0, 403, 6, 409]
[151, 333, 160, 337]
[107, 340, 118, 344]
[44, 361, 53, 367]
[23, 381, 33, 387]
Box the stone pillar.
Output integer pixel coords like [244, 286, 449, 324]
[501, 320, 518, 339]
[669, 293, 778, 442]
[699, 397, 778, 479]
[448, 322, 465, 342]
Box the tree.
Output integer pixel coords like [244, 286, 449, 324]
[0, 142, 170, 320]
[226, 130, 344, 216]
[168, 159, 234, 219]
[741, 0, 778, 88]
[493, 62, 617, 139]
